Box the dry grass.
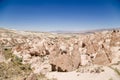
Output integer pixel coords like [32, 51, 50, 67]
[0, 48, 57, 80]
[0, 48, 32, 80]
[109, 62, 120, 77]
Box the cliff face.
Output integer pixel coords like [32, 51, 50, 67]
[0, 28, 120, 74]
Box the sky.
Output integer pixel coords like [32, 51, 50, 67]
[0, 0, 120, 31]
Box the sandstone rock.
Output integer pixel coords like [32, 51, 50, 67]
[26, 73, 37, 80]
[0, 49, 5, 62]
[111, 47, 120, 63]
[93, 52, 110, 65]
[0, 28, 120, 73]
[50, 54, 73, 72]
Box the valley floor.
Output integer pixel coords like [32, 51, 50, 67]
[46, 66, 120, 80]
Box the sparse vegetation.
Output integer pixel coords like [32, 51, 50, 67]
[0, 28, 120, 80]
[108, 78, 113, 80]
[109, 61, 120, 78]
[109, 66, 120, 76]
[0, 48, 57, 80]
[0, 48, 32, 80]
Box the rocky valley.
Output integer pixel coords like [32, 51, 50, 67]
[0, 28, 120, 80]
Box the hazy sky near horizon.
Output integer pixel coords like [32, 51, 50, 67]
[0, 0, 120, 31]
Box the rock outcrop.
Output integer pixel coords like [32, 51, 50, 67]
[0, 28, 120, 73]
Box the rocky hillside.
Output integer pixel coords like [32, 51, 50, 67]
[0, 28, 120, 80]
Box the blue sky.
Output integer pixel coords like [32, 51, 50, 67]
[0, 0, 120, 31]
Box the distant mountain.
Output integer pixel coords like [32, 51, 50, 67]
[50, 27, 120, 34]
[0, 27, 120, 34]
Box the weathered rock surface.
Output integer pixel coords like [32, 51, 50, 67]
[0, 28, 120, 73]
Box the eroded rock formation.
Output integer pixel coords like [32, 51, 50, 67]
[0, 28, 120, 74]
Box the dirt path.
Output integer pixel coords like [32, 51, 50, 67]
[46, 67, 120, 80]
